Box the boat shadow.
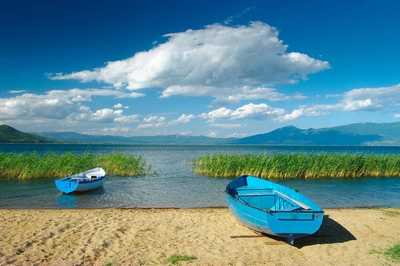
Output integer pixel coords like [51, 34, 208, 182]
[247, 214, 356, 247]
[293, 214, 357, 248]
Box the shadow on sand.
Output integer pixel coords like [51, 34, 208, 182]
[293, 214, 356, 248]
[231, 214, 356, 248]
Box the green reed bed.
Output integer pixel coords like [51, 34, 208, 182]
[0, 152, 151, 179]
[193, 153, 400, 179]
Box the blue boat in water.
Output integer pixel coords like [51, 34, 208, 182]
[225, 175, 324, 244]
[55, 166, 106, 194]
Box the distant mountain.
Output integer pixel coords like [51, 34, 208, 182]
[232, 122, 400, 146]
[5, 121, 400, 145]
[35, 131, 234, 144]
[315, 122, 400, 145]
[0, 125, 60, 143]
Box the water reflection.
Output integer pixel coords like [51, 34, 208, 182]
[54, 187, 106, 208]
[55, 195, 77, 208]
[76, 186, 106, 195]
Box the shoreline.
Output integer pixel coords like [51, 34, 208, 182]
[1, 208, 399, 265]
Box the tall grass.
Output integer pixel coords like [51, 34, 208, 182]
[192, 153, 400, 179]
[0, 152, 151, 179]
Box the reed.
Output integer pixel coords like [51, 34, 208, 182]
[0, 152, 151, 179]
[192, 153, 400, 179]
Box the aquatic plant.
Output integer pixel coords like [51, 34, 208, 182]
[0, 152, 151, 179]
[192, 152, 400, 179]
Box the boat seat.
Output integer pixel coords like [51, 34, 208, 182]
[280, 206, 304, 211]
[275, 191, 311, 210]
[237, 193, 276, 197]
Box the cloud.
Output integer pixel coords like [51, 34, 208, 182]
[0, 88, 143, 125]
[173, 114, 195, 123]
[340, 84, 400, 111]
[9, 90, 26, 94]
[90, 108, 138, 124]
[199, 107, 234, 122]
[114, 114, 139, 123]
[45, 88, 145, 101]
[0, 93, 76, 120]
[273, 84, 400, 122]
[138, 116, 168, 129]
[275, 107, 330, 122]
[224, 6, 255, 25]
[143, 116, 166, 123]
[326, 94, 340, 98]
[48, 22, 330, 101]
[209, 123, 243, 129]
[82, 126, 133, 136]
[138, 114, 195, 129]
[91, 108, 117, 122]
[210, 85, 304, 106]
[200, 103, 285, 123]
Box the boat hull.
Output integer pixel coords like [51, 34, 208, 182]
[55, 167, 106, 194]
[225, 175, 324, 244]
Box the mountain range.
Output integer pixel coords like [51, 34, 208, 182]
[1, 122, 400, 145]
[0, 124, 61, 144]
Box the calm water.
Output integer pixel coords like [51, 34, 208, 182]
[0, 144, 399, 209]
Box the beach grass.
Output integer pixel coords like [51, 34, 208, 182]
[0, 152, 151, 179]
[192, 152, 400, 179]
[384, 242, 400, 263]
[371, 242, 400, 263]
[165, 254, 197, 265]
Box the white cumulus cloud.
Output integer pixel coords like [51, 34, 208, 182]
[273, 84, 400, 122]
[276, 107, 330, 122]
[0, 88, 143, 125]
[48, 22, 330, 101]
[200, 103, 285, 123]
[340, 84, 400, 112]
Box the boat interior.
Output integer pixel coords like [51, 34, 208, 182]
[231, 188, 311, 211]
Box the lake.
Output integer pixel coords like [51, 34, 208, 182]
[0, 144, 399, 209]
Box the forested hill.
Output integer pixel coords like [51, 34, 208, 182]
[231, 122, 400, 146]
[0, 125, 59, 143]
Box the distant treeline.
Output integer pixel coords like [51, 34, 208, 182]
[192, 153, 400, 179]
[0, 152, 151, 179]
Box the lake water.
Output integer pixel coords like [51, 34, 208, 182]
[0, 144, 399, 209]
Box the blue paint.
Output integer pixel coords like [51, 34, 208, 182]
[54, 167, 106, 193]
[226, 175, 324, 244]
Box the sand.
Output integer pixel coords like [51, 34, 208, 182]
[0, 208, 399, 266]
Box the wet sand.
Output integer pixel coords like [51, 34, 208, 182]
[1, 208, 399, 265]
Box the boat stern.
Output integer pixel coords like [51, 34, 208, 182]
[55, 178, 79, 194]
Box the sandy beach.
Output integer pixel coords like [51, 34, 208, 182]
[1, 208, 399, 266]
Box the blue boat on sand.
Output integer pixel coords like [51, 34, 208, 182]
[225, 175, 324, 244]
[55, 166, 106, 194]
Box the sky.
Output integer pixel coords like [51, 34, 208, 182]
[1, 0, 400, 138]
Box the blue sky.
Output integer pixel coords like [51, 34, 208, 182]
[1, 0, 400, 138]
